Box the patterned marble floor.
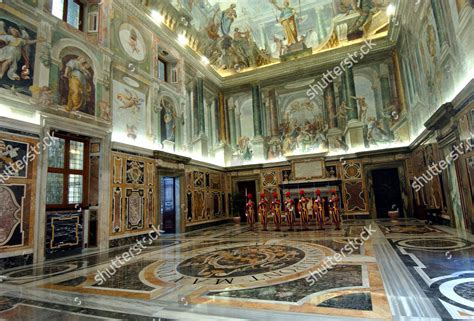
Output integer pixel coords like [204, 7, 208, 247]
[0, 219, 473, 321]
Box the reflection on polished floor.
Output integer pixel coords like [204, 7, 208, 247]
[1, 219, 473, 321]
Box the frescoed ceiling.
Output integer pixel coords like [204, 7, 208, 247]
[148, 0, 393, 76]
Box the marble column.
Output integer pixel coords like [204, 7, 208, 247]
[325, 82, 343, 150]
[252, 85, 263, 137]
[225, 100, 231, 144]
[215, 92, 232, 165]
[196, 77, 205, 135]
[251, 85, 265, 159]
[193, 77, 208, 157]
[175, 115, 183, 151]
[325, 83, 337, 129]
[344, 67, 358, 121]
[268, 89, 279, 137]
[155, 105, 163, 148]
[344, 68, 364, 149]
[379, 64, 392, 110]
[186, 91, 193, 151]
[391, 50, 407, 113]
[228, 103, 237, 147]
[235, 102, 242, 141]
[379, 64, 394, 135]
[372, 81, 384, 119]
[218, 92, 227, 144]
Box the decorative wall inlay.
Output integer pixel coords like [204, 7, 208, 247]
[0, 132, 37, 257]
[126, 160, 144, 184]
[262, 170, 278, 187]
[125, 189, 144, 230]
[343, 181, 367, 212]
[0, 185, 23, 246]
[193, 171, 205, 188]
[343, 162, 362, 180]
[110, 152, 156, 237]
[112, 187, 122, 233]
[185, 167, 231, 226]
[113, 157, 123, 184]
[46, 211, 82, 258]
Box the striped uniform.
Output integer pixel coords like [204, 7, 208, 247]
[330, 196, 342, 229]
[272, 199, 282, 230]
[246, 201, 255, 228]
[285, 198, 296, 229]
[258, 199, 269, 230]
[314, 197, 325, 229]
[299, 196, 310, 228]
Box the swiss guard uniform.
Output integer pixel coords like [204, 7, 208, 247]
[245, 193, 255, 230]
[314, 189, 325, 230]
[271, 191, 282, 231]
[329, 190, 342, 230]
[284, 191, 296, 231]
[258, 193, 269, 231]
[298, 190, 310, 230]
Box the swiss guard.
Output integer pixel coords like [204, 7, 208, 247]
[284, 191, 296, 231]
[271, 191, 282, 231]
[258, 192, 269, 231]
[298, 190, 310, 230]
[245, 193, 255, 230]
[329, 190, 342, 230]
[314, 189, 325, 230]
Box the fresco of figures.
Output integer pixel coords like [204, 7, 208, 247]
[398, 0, 472, 137]
[59, 54, 96, 115]
[112, 76, 147, 142]
[280, 98, 328, 155]
[0, 14, 40, 95]
[159, 0, 390, 73]
[160, 97, 177, 143]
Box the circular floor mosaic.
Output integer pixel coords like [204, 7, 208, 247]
[146, 241, 328, 287]
[177, 245, 305, 278]
[396, 238, 470, 250]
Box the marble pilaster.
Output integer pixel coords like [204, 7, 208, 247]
[268, 89, 279, 137]
[344, 68, 358, 121]
[252, 85, 263, 138]
[228, 104, 237, 147]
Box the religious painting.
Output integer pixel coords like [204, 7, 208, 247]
[279, 97, 328, 155]
[112, 75, 147, 142]
[160, 98, 176, 143]
[59, 53, 96, 115]
[0, 14, 40, 95]
[118, 23, 146, 62]
[147, 0, 389, 74]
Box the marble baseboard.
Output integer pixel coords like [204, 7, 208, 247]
[0, 254, 33, 271]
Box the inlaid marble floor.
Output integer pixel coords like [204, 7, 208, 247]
[1, 219, 473, 321]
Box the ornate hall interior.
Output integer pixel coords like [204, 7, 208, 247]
[0, 0, 473, 320]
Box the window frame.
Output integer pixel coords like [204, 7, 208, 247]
[46, 132, 90, 210]
[54, 0, 85, 31]
[158, 57, 169, 82]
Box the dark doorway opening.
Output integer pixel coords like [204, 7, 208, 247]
[372, 168, 403, 218]
[236, 181, 257, 223]
[160, 176, 179, 233]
